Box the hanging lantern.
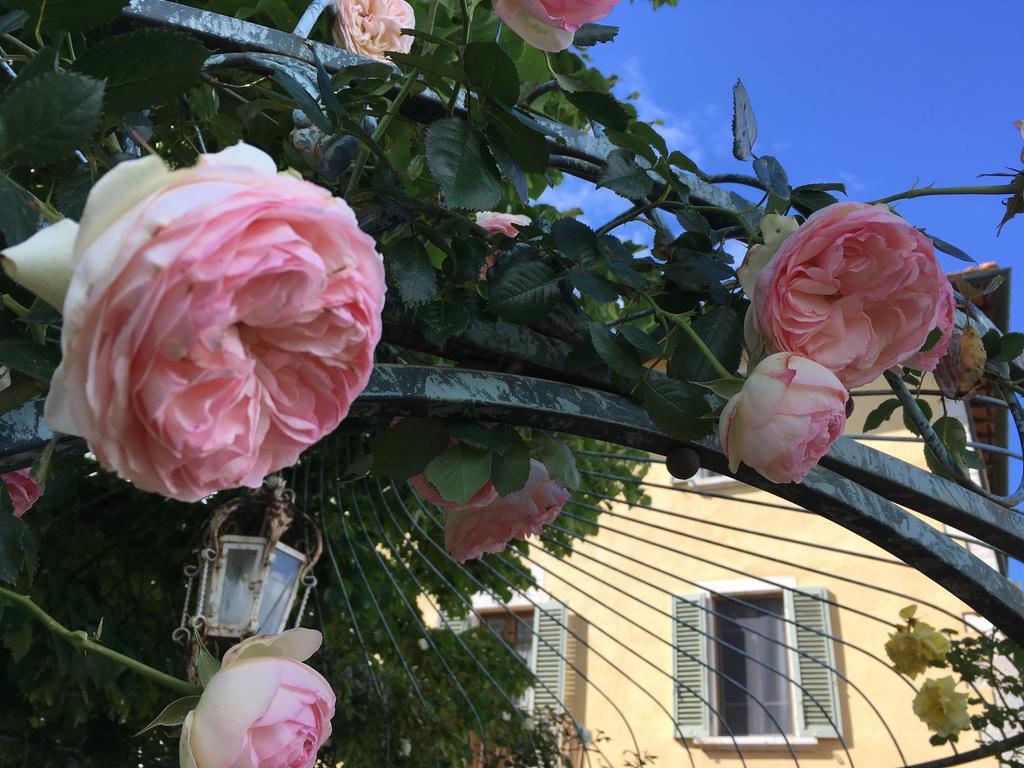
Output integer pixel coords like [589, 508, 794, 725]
[173, 476, 322, 644]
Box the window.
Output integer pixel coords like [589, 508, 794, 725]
[672, 586, 843, 742]
[713, 594, 792, 736]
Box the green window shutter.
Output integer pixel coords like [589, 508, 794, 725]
[672, 594, 710, 738]
[438, 609, 469, 634]
[785, 587, 843, 738]
[530, 602, 568, 713]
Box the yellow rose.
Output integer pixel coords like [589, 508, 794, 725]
[884, 621, 950, 677]
[913, 677, 970, 738]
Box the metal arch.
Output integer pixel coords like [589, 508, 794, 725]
[347, 364, 1024, 645]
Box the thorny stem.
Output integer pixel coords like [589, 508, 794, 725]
[0, 586, 202, 697]
[869, 184, 1017, 206]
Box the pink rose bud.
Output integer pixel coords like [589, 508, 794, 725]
[474, 212, 532, 238]
[719, 353, 847, 484]
[3, 469, 41, 518]
[1015, 119, 1024, 141]
[493, 0, 621, 52]
[2, 144, 386, 502]
[754, 202, 954, 389]
[333, 0, 414, 62]
[180, 629, 335, 768]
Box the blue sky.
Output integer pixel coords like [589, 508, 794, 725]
[552, 0, 1024, 580]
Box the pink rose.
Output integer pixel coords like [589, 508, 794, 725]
[2, 144, 385, 502]
[719, 353, 847, 484]
[333, 0, 414, 62]
[180, 629, 335, 768]
[754, 202, 954, 389]
[493, 0, 620, 51]
[474, 212, 531, 238]
[422, 459, 568, 562]
[3, 469, 41, 518]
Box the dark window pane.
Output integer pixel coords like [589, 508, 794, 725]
[714, 595, 793, 736]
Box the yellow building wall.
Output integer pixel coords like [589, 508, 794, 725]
[530, 381, 1000, 767]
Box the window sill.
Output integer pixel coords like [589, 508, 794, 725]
[691, 736, 819, 750]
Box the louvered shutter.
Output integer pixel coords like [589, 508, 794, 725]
[438, 609, 468, 633]
[785, 587, 843, 738]
[530, 602, 568, 713]
[672, 594, 710, 738]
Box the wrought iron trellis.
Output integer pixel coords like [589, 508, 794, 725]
[2, 1, 1024, 766]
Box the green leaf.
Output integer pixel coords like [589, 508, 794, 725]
[573, 23, 618, 46]
[135, 695, 201, 736]
[641, 377, 712, 441]
[668, 150, 701, 175]
[6, 47, 58, 92]
[565, 91, 629, 132]
[386, 239, 437, 307]
[387, 51, 465, 84]
[599, 236, 645, 289]
[416, 300, 471, 347]
[424, 118, 503, 211]
[311, 46, 344, 118]
[373, 418, 449, 479]
[0, 487, 25, 584]
[7, 0, 122, 32]
[694, 377, 744, 399]
[662, 257, 733, 289]
[752, 156, 790, 201]
[486, 127, 528, 203]
[269, 70, 333, 134]
[448, 421, 517, 452]
[196, 633, 220, 687]
[2, 621, 33, 662]
[863, 398, 901, 433]
[791, 187, 839, 215]
[903, 399, 933, 436]
[0, 174, 40, 246]
[552, 218, 599, 265]
[0, 71, 103, 165]
[489, 429, 531, 496]
[589, 323, 644, 379]
[598, 149, 654, 200]
[920, 328, 943, 354]
[569, 268, 618, 304]
[485, 107, 549, 174]
[0, 10, 30, 33]
[992, 332, 1024, 363]
[533, 433, 580, 489]
[731, 79, 757, 161]
[463, 42, 519, 106]
[927, 232, 976, 264]
[0, 340, 60, 382]
[487, 261, 559, 323]
[73, 30, 208, 114]
[425, 443, 492, 505]
[618, 325, 661, 361]
[667, 306, 743, 383]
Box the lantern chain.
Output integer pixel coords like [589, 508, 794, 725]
[192, 547, 217, 626]
[171, 563, 199, 645]
[292, 574, 317, 629]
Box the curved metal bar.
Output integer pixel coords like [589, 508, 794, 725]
[347, 364, 1024, 645]
[900, 732, 1024, 768]
[293, 0, 333, 38]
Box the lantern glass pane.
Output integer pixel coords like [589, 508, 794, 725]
[219, 546, 259, 629]
[257, 545, 304, 634]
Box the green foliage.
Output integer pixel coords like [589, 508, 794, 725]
[641, 377, 713, 441]
[731, 79, 757, 161]
[424, 118, 504, 210]
[487, 261, 560, 323]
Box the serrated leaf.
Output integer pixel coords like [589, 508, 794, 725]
[489, 429, 531, 496]
[731, 79, 757, 161]
[589, 323, 644, 379]
[598, 149, 654, 200]
[662, 257, 733, 289]
[425, 118, 503, 210]
[572, 23, 618, 46]
[667, 307, 742, 383]
[552, 218, 599, 265]
[0, 71, 103, 165]
[196, 634, 220, 687]
[641, 378, 711, 441]
[448, 421, 516, 452]
[0, 174, 40, 246]
[617, 325, 661, 361]
[7, 0, 122, 32]
[136, 695, 201, 736]
[73, 30, 207, 114]
[0, 340, 60, 382]
[387, 51, 465, 83]
[569, 268, 618, 304]
[925, 232, 975, 263]
[565, 91, 629, 132]
[668, 151, 701, 175]
[373, 418, 449, 479]
[694, 377, 744, 399]
[464, 42, 519, 106]
[487, 261, 559, 323]
[752, 156, 790, 201]
[386, 239, 437, 307]
[599, 236, 645, 289]
[533, 433, 580, 489]
[486, 127, 528, 203]
[791, 188, 839, 215]
[6, 47, 58, 92]
[485, 106, 549, 174]
[863, 398, 901, 433]
[425, 443, 492, 505]
[416, 300, 471, 347]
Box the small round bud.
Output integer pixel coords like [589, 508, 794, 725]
[666, 446, 701, 480]
[845, 397, 855, 418]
